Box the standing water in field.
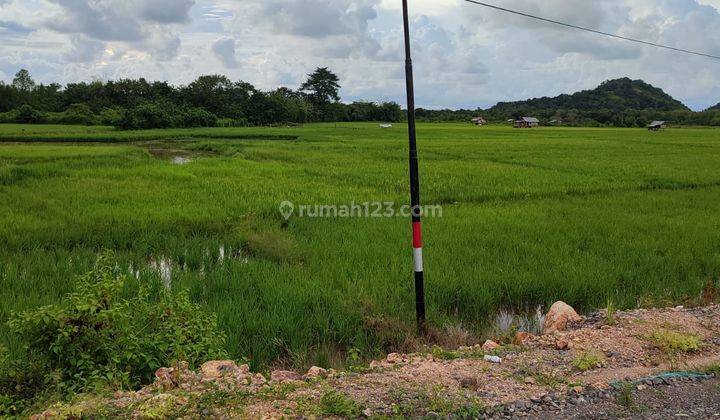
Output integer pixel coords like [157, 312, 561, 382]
[148, 256, 173, 290]
[494, 306, 546, 336]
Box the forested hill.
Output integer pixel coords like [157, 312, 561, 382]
[475, 78, 719, 127]
[488, 78, 688, 114]
[708, 102, 720, 111]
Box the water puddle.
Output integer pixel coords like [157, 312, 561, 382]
[148, 148, 195, 165]
[494, 306, 546, 335]
[130, 246, 249, 290]
[171, 156, 192, 165]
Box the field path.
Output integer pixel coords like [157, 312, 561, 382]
[32, 304, 720, 418]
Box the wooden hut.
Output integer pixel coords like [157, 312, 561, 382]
[514, 117, 539, 128]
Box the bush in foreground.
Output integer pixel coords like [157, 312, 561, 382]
[0, 252, 227, 415]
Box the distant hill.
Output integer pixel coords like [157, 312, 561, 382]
[487, 78, 689, 116]
[416, 78, 719, 127]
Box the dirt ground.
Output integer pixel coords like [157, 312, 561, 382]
[33, 304, 720, 419]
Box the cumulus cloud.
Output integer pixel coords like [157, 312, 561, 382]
[253, 0, 379, 38]
[212, 37, 238, 68]
[63, 34, 105, 62]
[141, 0, 195, 23]
[2, 0, 720, 110]
[42, 0, 196, 60]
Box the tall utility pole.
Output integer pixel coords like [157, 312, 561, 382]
[402, 0, 426, 335]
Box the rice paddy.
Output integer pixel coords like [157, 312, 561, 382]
[1, 122, 719, 369]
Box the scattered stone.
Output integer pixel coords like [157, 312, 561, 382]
[200, 360, 248, 380]
[305, 366, 328, 379]
[482, 340, 501, 351]
[252, 373, 267, 386]
[270, 370, 302, 383]
[515, 332, 535, 346]
[459, 376, 478, 388]
[555, 337, 569, 350]
[543, 301, 582, 334]
[386, 353, 403, 364]
[524, 377, 536, 385]
[155, 367, 176, 390]
[571, 386, 584, 394]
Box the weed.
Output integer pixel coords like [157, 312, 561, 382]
[426, 385, 455, 414]
[605, 298, 617, 326]
[345, 347, 368, 373]
[647, 330, 701, 355]
[319, 390, 362, 417]
[616, 382, 635, 409]
[700, 363, 720, 376]
[516, 364, 567, 387]
[573, 351, 604, 372]
[431, 346, 461, 361]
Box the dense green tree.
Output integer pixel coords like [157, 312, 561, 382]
[12, 69, 35, 92]
[300, 67, 341, 121]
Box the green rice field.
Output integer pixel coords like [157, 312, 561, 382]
[1, 122, 719, 369]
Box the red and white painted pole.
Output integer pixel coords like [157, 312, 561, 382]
[402, 0, 427, 335]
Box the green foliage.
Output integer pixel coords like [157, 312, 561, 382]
[117, 103, 219, 130]
[0, 123, 719, 373]
[616, 381, 635, 408]
[99, 107, 124, 126]
[648, 330, 701, 355]
[13, 105, 46, 124]
[605, 298, 617, 326]
[3, 252, 226, 405]
[180, 107, 219, 128]
[702, 363, 720, 375]
[119, 102, 175, 130]
[319, 390, 362, 417]
[573, 351, 604, 372]
[300, 68, 340, 106]
[345, 348, 368, 373]
[56, 103, 98, 125]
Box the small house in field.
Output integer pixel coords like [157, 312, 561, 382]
[514, 117, 539, 128]
[471, 117, 487, 126]
[548, 119, 563, 125]
[648, 121, 666, 131]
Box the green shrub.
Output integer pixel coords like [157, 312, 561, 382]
[179, 108, 218, 128]
[56, 103, 98, 125]
[3, 252, 227, 404]
[13, 105, 45, 124]
[648, 330, 701, 354]
[118, 102, 174, 130]
[572, 351, 603, 371]
[319, 391, 362, 417]
[99, 107, 124, 126]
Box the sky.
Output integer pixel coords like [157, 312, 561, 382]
[1, 0, 719, 111]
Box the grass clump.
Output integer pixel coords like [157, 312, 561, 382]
[319, 390, 362, 417]
[573, 351, 604, 372]
[1, 252, 226, 416]
[648, 330, 701, 355]
[616, 381, 635, 409]
[605, 298, 617, 326]
[701, 363, 720, 376]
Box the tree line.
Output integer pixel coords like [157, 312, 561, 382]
[0, 68, 403, 129]
[2, 70, 719, 129]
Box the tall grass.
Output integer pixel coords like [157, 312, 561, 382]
[0, 123, 719, 369]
